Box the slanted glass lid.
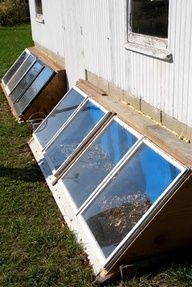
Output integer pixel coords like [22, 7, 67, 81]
[44, 99, 107, 174]
[61, 118, 139, 209]
[34, 88, 86, 149]
[82, 142, 181, 258]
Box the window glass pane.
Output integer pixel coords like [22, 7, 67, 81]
[45, 100, 105, 171]
[3, 51, 28, 85]
[14, 67, 54, 115]
[35, 0, 43, 15]
[10, 61, 43, 104]
[82, 143, 180, 258]
[7, 54, 36, 93]
[61, 120, 137, 208]
[131, 0, 169, 38]
[34, 89, 85, 148]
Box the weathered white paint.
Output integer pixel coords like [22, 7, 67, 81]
[29, 0, 65, 61]
[29, 0, 192, 128]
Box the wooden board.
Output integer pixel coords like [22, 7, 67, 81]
[27, 46, 64, 72]
[76, 79, 192, 167]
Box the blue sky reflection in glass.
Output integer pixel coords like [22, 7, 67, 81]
[45, 100, 106, 172]
[34, 88, 85, 148]
[82, 143, 181, 258]
[61, 119, 138, 208]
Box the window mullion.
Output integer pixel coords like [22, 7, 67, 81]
[77, 136, 144, 216]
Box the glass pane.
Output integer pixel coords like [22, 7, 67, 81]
[14, 67, 54, 115]
[131, 0, 169, 38]
[7, 54, 36, 93]
[34, 89, 85, 148]
[45, 100, 105, 172]
[3, 51, 28, 85]
[10, 61, 44, 104]
[61, 120, 137, 208]
[82, 143, 180, 258]
[35, 0, 43, 14]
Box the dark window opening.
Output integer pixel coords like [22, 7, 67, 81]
[131, 0, 169, 38]
[35, 0, 43, 15]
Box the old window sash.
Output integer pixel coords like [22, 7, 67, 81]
[2, 49, 30, 86]
[33, 87, 87, 151]
[14, 66, 54, 116]
[125, 0, 172, 61]
[43, 98, 110, 177]
[10, 60, 44, 104]
[56, 116, 184, 267]
[58, 116, 142, 214]
[29, 93, 186, 272]
[77, 138, 185, 267]
[7, 53, 36, 94]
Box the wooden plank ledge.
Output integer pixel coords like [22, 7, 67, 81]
[27, 46, 64, 72]
[76, 79, 192, 167]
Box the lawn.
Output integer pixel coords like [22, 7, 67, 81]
[0, 24, 192, 287]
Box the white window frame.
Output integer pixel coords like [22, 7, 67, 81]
[2, 49, 30, 87]
[29, 108, 187, 273]
[44, 97, 110, 177]
[10, 59, 44, 104]
[77, 138, 185, 268]
[13, 66, 55, 116]
[33, 86, 88, 151]
[58, 116, 142, 215]
[125, 0, 172, 61]
[5, 52, 36, 95]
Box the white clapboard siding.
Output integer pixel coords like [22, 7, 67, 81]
[29, 0, 192, 127]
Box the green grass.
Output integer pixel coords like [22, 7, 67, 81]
[0, 25, 33, 79]
[0, 24, 192, 287]
[0, 24, 92, 287]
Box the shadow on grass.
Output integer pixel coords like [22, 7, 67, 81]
[109, 249, 192, 287]
[0, 164, 45, 183]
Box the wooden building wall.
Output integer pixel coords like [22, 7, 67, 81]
[29, 0, 192, 140]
